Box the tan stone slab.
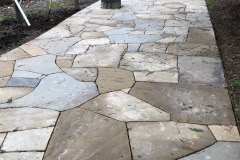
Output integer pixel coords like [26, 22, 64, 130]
[44, 109, 131, 160]
[139, 43, 167, 53]
[37, 26, 71, 39]
[0, 152, 44, 160]
[89, 18, 118, 27]
[20, 43, 48, 56]
[62, 68, 97, 81]
[121, 88, 131, 93]
[77, 38, 110, 45]
[0, 133, 6, 146]
[0, 87, 34, 104]
[56, 55, 76, 68]
[0, 108, 59, 132]
[209, 125, 240, 142]
[128, 121, 216, 160]
[65, 43, 89, 55]
[0, 61, 15, 77]
[81, 31, 106, 39]
[0, 76, 10, 87]
[187, 28, 216, 45]
[0, 48, 31, 61]
[96, 68, 134, 93]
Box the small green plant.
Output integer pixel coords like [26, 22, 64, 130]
[229, 78, 240, 91]
[188, 128, 204, 132]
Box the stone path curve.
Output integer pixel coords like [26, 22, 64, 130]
[0, 0, 240, 159]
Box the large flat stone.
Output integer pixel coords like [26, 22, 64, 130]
[0, 108, 59, 132]
[178, 56, 226, 87]
[112, 12, 137, 20]
[44, 109, 131, 160]
[0, 76, 10, 87]
[139, 43, 167, 53]
[0, 73, 98, 111]
[187, 28, 216, 45]
[128, 122, 216, 160]
[7, 77, 40, 87]
[96, 68, 134, 93]
[180, 142, 240, 160]
[12, 70, 44, 79]
[208, 125, 240, 141]
[130, 82, 235, 125]
[0, 133, 6, 146]
[62, 68, 97, 82]
[81, 31, 106, 39]
[135, 19, 165, 31]
[0, 61, 15, 77]
[0, 152, 44, 160]
[20, 43, 48, 56]
[0, 48, 31, 61]
[65, 43, 89, 55]
[81, 91, 170, 122]
[2, 127, 53, 151]
[56, 55, 76, 68]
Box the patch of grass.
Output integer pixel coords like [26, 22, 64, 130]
[229, 78, 240, 91]
[205, 0, 216, 7]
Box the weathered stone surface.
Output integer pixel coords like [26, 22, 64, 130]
[139, 43, 167, 53]
[130, 82, 235, 125]
[0, 108, 59, 132]
[82, 91, 170, 122]
[0, 133, 6, 146]
[7, 77, 40, 87]
[89, 18, 118, 26]
[73, 44, 126, 68]
[180, 142, 240, 160]
[62, 68, 97, 81]
[128, 122, 216, 160]
[78, 38, 110, 45]
[187, 28, 216, 45]
[178, 56, 226, 87]
[56, 55, 76, 68]
[0, 73, 98, 111]
[66, 43, 89, 55]
[135, 19, 165, 31]
[96, 68, 134, 93]
[20, 43, 48, 56]
[15, 55, 62, 75]
[44, 109, 131, 160]
[36, 26, 71, 39]
[0, 48, 31, 61]
[0, 87, 33, 104]
[2, 127, 53, 151]
[128, 44, 140, 52]
[208, 125, 240, 141]
[0, 76, 10, 87]
[0, 61, 15, 77]
[0, 152, 44, 160]
[81, 31, 106, 39]
[12, 71, 44, 79]
[120, 52, 177, 72]
[112, 12, 137, 20]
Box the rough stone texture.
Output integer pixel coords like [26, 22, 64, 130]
[62, 68, 97, 82]
[139, 43, 167, 53]
[208, 125, 240, 142]
[81, 91, 170, 122]
[0, 152, 44, 160]
[0, 108, 59, 132]
[0, 133, 6, 146]
[130, 82, 235, 125]
[0, 76, 10, 87]
[178, 56, 226, 87]
[101, 0, 121, 9]
[112, 12, 137, 21]
[0, 61, 15, 77]
[0, 87, 34, 104]
[180, 142, 240, 160]
[7, 77, 40, 87]
[187, 28, 216, 45]
[77, 38, 110, 45]
[0, 73, 98, 111]
[128, 44, 140, 52]
[44, 109, 131, 160]
[2, 127, 53, 151]
[73, 44, 127, 68]
[0, 48, 31, 61]
[128, 122, 216, 160]
[36, 26, 71, 39]
[12, 71, 44, 79]
[20, 43, 48, 56]
[56, 55, 76, 68]
[65, 43, 89, 55]
[135, 19, 165, 31]
[81, 31, 106, 39]
[96, 68, 134, 93]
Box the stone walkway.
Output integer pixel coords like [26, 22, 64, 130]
[0, 0, 240, 159]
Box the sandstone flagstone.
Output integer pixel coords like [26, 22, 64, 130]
[36, 26, 71, 39]
[0, 48, 31, 61]
[56, 55, 76, 68]
[187, 28, 216, 45]
[130, 82, 235, 125]
[65, 43, 89, 55]
[112, 12, 137, 20]
[62, 68, 97, 82]
[20, 43, 48, 56]
[44, 109, 131, 160]
[0, 152, 44, 160]
[81, 31, 106, 39]
[2, 127, 53, 151]
[81, 91, 170, 122]
[139, 43, 167, 53]
[128, 121, 216, 160]
[77, 38, 110, 45]
[0, 108, 59, 132]
[135, 19, 165, 31]
[0, 76, 10, 87]
[0, 61, 15, 77]
[0, 133, 6, 146]
[7, 77, 40, 87]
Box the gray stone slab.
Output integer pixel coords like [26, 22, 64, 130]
[44, 109, 131, 160]
[180, 142, 240, 160]
[96, 68, 134, 93]
[66, 43, 89, 55]
[130, 82, 235, 125]
[128, 121, 216, 160]
[135, 19, 165, 31]
[128, 44, 140, 52]
[7, 77, 40, 87]
[15, 55, 62, 75]
[62, 68, 97, 82]
[112, 12, 137, 20]
[82, 91, 170, 122]
[187, 28, 216, 45]
[0, 73, 98, 111]
[12, 71, 44, 79]
[139, 43, 167, 53]
[178, 56, 226, 87]
[0, 152, 44, 160]
[0, 108, 59, 132]
[2, 127, 53, 151]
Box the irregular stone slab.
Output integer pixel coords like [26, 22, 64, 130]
[130, 82, 235, 125]
[160, 26, 189, 35]
[0, 61, 15, 77]
[136, 14, 172, 20]
[77, 38, 110, 45]
[0, 48, 31, 61]
[0, 108, 59, 132]
[208, 125, 240, 141]
[89, 18, 118, 27]
[178, 56, 226, 87]
[56, 55, 76, 68]
[81, 31, 106, 39]
[2, 127, 53, 151]
[73, 44, 126, 68]
[0, 152, 44, 160]
[15, 55, 62, 75]
[135, 19, 165, 31]
[112, 12, 137, 20]
[0, 76, 10, 87]
[163, 2, 186, 9]
[20, 43, 48, 56]
[180, 142, 240, 160]
[121, 88, 131, 93]
[120, 52, 177, 72]
[0, 87, 33, 104]
[7, 77, 40, 87]
[65, 43, 89, 55]
[12, 70, 44, 79]
[139, 43, 167, 53]
[0, 73, 98, 111]
[62, 68, 97, 82]
[44, 109, 131, 160]
[96, 68, 134, 93]
[128, 44, 140, 52]
[128, 122, 216, 160]
[36, 26, 71, 39]
[0, 133, 6, 146]
[187, 28, 216, 45]
[82, 91, 170, 122]
[166, 43, 219, 57]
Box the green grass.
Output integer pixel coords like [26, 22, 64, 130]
[205, 0, 216, 7]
